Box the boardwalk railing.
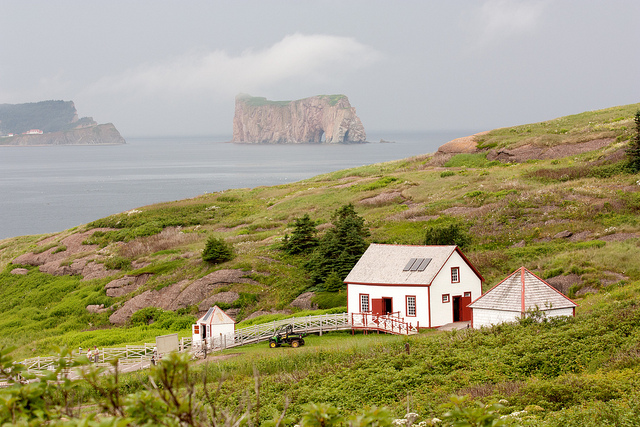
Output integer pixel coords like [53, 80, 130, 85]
[351, 311, 418, 335]
[12, 312, 415, 376]
[195, 313, 352, 353]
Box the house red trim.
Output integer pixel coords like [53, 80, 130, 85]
[451, 267, 460, 283]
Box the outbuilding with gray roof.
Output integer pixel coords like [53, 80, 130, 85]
[468, 267, 577, 328]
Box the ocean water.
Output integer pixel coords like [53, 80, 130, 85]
[0, 130, 472, 239]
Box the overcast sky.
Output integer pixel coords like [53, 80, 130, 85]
[1, 1, 638, 137]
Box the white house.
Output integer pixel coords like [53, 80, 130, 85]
[192, 305, 235, 348]
[345, 244, 484, 329]
[468, 267, 577, 328]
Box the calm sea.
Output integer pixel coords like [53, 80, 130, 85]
[0, 131, 472, 239]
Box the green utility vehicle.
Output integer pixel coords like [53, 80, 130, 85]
[268, 324, 306, 348]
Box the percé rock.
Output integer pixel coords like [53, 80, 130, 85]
[0, 100, 126, 145]
[232, 94, 366, 144]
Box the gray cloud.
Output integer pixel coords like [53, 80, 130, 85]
[83, 34, 381, 98]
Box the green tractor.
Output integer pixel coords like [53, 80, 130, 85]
[268, 324, 306, 348]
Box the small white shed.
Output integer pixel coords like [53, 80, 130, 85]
[345, 244, 483, 329]
[192, 306, 235, 348]
[469, 267, 577, 328]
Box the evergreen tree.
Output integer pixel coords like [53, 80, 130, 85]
[305, 204, 370, 284]
[323, 270, 344, 292]
[202, 236, 234, 264]
[281, 214, 318, 255]
[627, 110, 640, 172]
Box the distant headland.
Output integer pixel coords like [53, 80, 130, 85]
[0, 100, 125, 146]
[232, 94, 366, 144]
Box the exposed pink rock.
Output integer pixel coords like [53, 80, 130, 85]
[232, 94, 366, 144]
[108, 269, 263, 324]
[105, 274, 152, 297]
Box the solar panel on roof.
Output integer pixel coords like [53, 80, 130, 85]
[410, 258, 423, 271]
[403, 258, 418, 271]
[403, 257, 431, 272]
[201, 307, 214, 322]
[416, 258, 431, 271]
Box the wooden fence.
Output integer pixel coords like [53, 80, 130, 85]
[9, 312, 415, 379]
[351, 311, 418, 335]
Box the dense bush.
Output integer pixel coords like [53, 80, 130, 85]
[202, 236, 234, 264]
[424, 221, 472, 249]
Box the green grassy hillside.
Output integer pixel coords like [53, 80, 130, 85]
[0, 103, 639, 361]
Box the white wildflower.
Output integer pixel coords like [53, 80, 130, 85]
[498, 399, 509, 405]
[392, 419, 407, 426]
[430, 418, 441, 424]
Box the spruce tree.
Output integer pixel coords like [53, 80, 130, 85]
[305, 204, 370, 284]
[202, 236, 234, 264]
[627, 110, 640, 172]
[281, 214, 318, 255]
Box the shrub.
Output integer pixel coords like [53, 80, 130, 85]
[424, 221, 472, 249]
[103, 256, 132, 270]
[129, 307, 163, 326]
[311, 292, 347, 309]
[202, 236, 234, 264]
[440, 171, 455, 178]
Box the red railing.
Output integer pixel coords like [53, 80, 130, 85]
[351, 311, 418, 335]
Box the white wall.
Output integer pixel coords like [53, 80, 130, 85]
[473, 307, 575, 328]
[211, 322, 235, 338]
[347, 283, 429, 328]
[472, 308, 520, 328]
[429, 251, 482, 327]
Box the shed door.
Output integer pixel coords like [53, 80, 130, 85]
[371, 299, 384, 315]
[460, 296, 472, 322]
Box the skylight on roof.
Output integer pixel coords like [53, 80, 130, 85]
[403, 258, 431, 271]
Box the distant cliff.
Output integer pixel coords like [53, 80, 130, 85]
[232, 94, 366, 144]
[1, 123, 125, 146]
[0, 100, 125, 146]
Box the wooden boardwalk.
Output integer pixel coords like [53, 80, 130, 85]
[4, 312, 417, 382]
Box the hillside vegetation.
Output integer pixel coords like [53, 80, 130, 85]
[1, 102, 640, 425]
[0, 102, 639, 361]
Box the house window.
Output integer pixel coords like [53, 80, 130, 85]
[451, 267, 460, 283]
[406, 296, 416, 316]
[360, 294, 370, 312]
[442, 294, 450, 303]
[464, 291, 471, 298]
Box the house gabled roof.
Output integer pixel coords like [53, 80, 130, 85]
[197, 305, 235, 325]
[344, 243, 482, 286]
[468, 267, 577, 313]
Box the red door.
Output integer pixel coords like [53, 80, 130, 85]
[371, 299, 384, 315]
[460, 296, 472, 322]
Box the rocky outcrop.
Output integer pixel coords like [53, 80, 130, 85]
[12, 229, 117, 281]
[108, 269, 262, 324]
[0, 100, 125, 145]
[232, 94, 366, 144]
[1, 123, 126, 146]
